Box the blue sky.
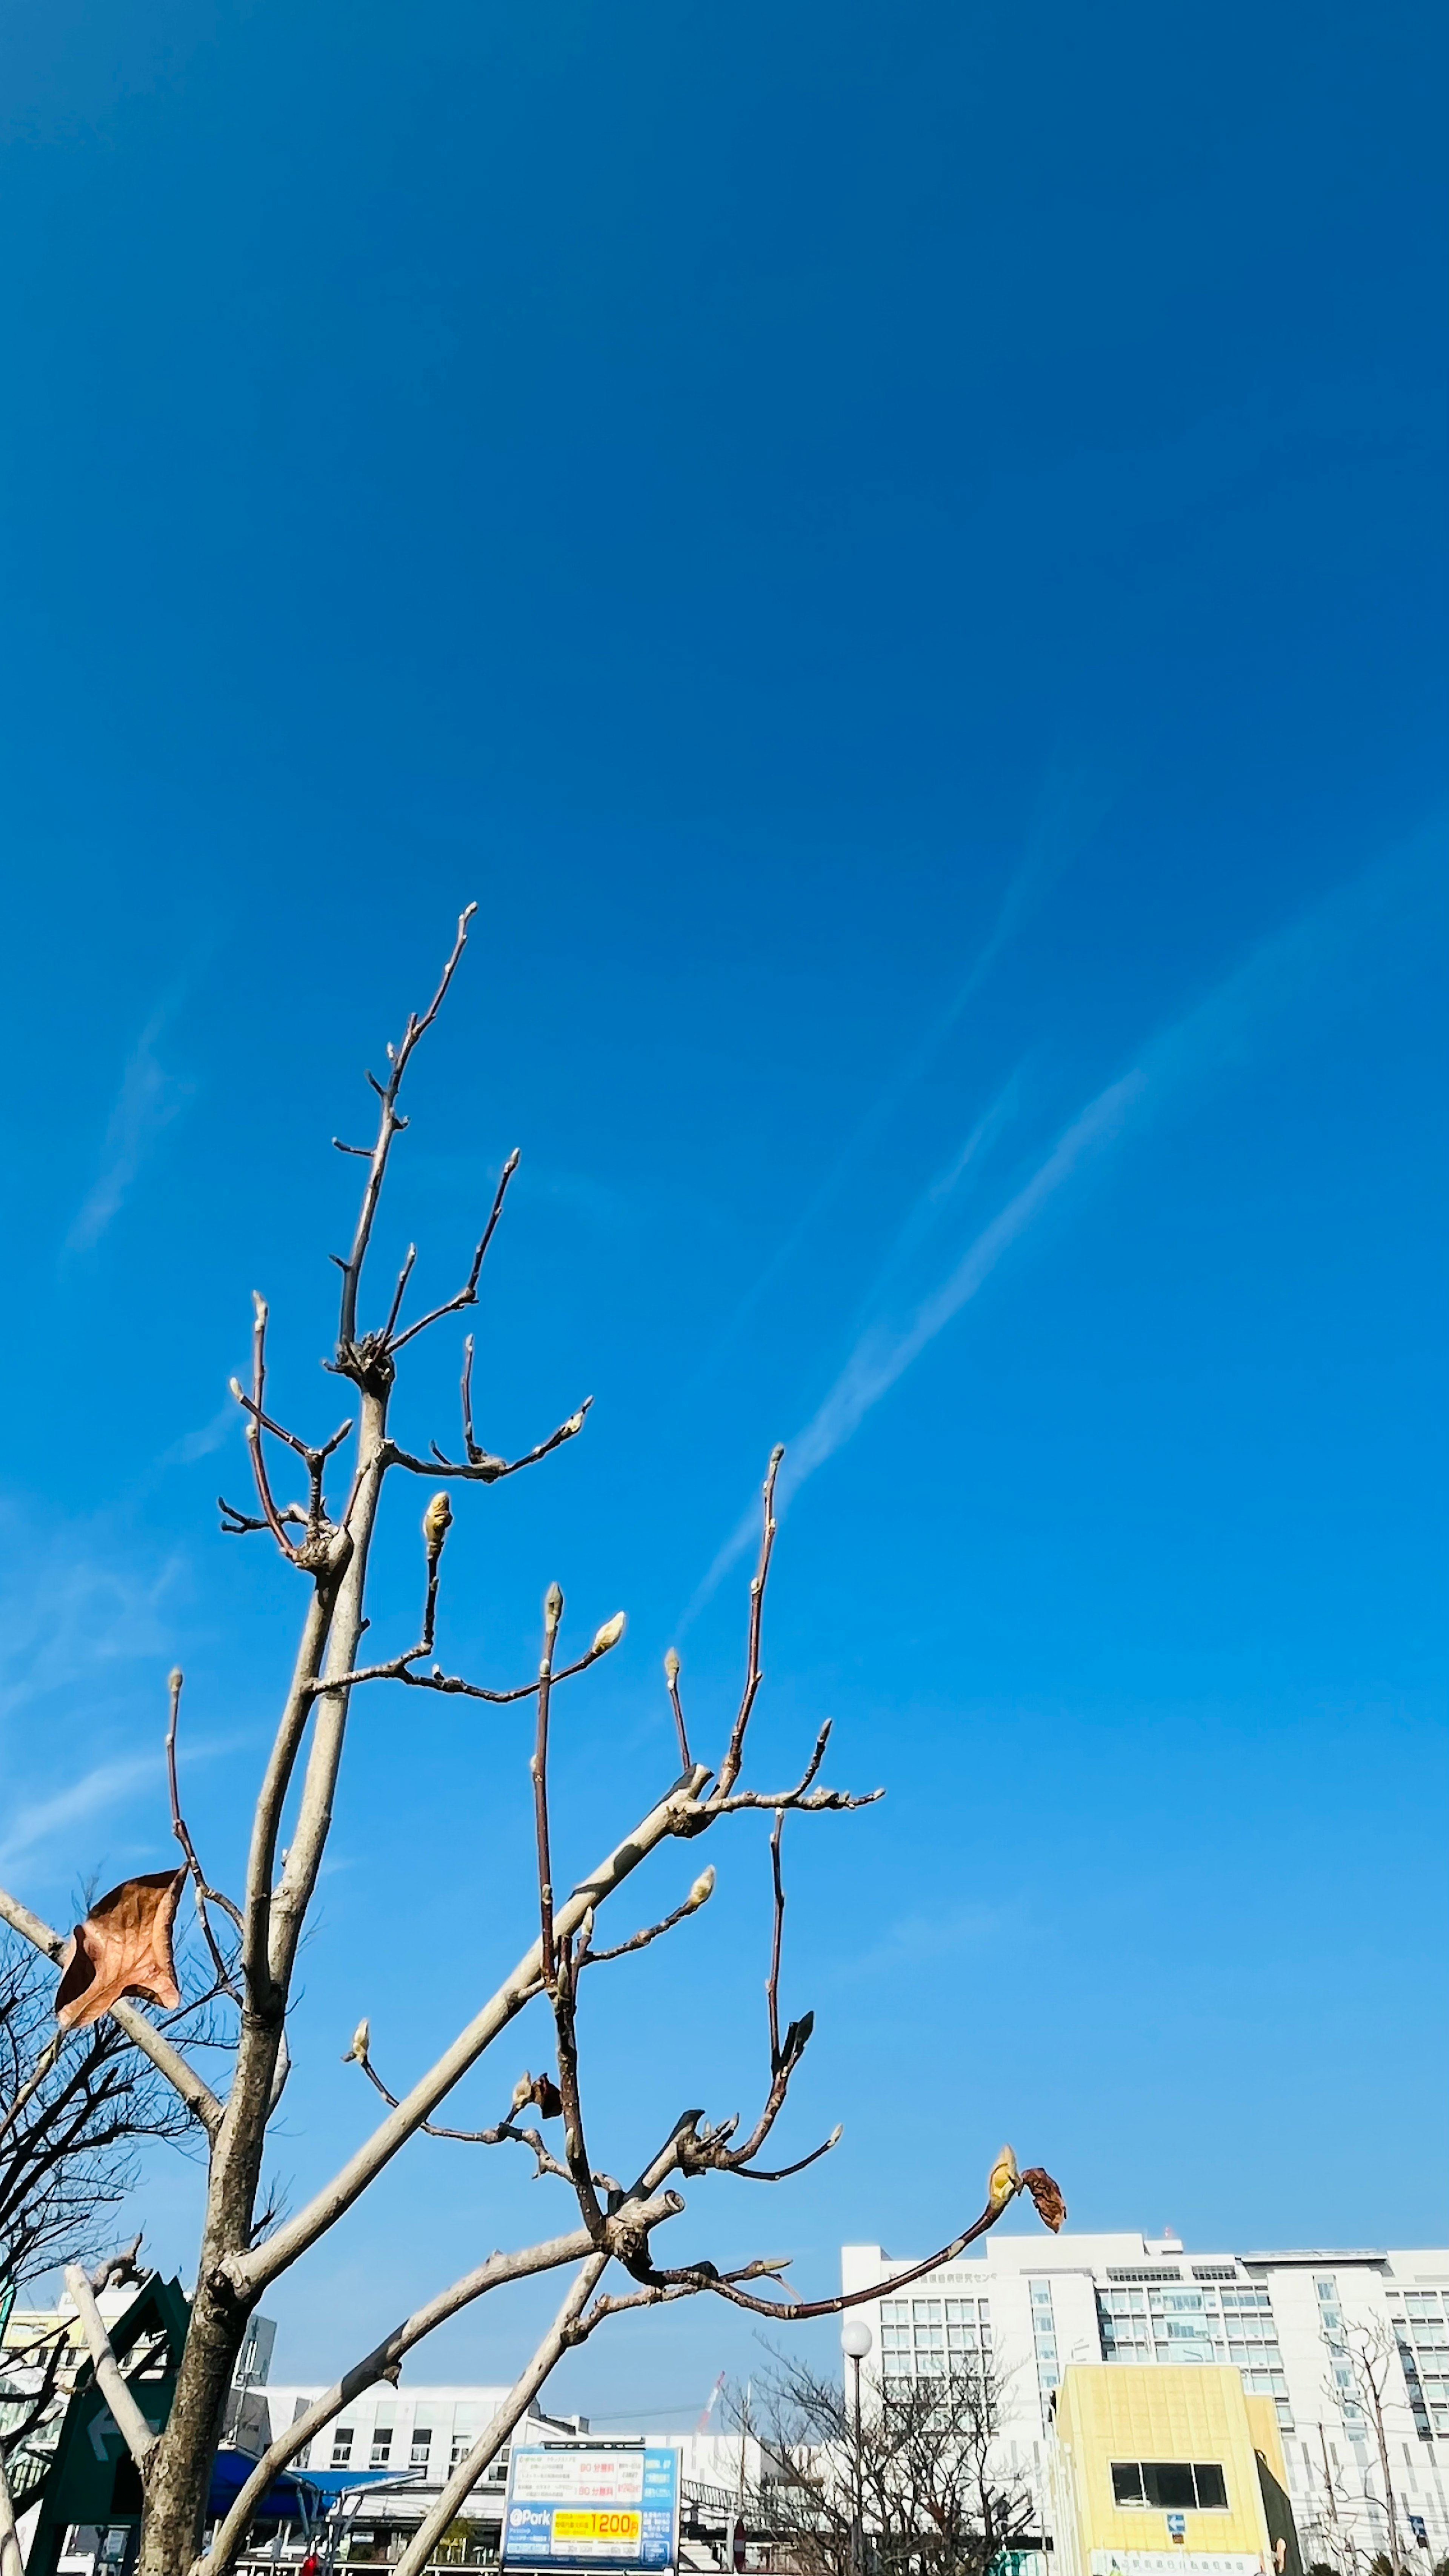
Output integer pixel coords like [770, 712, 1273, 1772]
[1, 0, 1445, 2422]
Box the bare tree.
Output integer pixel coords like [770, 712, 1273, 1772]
[0, 911, 1065, 2576]
[737, 2350, 1035, 2576]
[1322, 2318, 1411, 2576]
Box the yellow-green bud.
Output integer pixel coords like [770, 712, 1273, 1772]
[591, 1612, 626, 1656]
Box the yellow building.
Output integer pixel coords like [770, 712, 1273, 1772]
[1049, 2366, 1302, 2576]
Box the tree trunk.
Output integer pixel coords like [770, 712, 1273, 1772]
[137, 2262, 255, 2576]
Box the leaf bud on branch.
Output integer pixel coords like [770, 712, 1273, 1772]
[986, 2142, 1020, 2210]
[590, 1612, 626, 1656]
[422, 1492, 453, 1559]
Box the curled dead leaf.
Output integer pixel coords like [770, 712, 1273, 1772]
[1020, 2165, 1067, 2232]
[511, 2070, 563, 2121]
[55, 1870, 186, 2031]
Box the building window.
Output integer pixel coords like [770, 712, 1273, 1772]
[411, 2433, 432, 2467]
[1029, 2282, 1060, 2406]
[1111, 2463, 1229, 2511]
[332, 2430, 354, 2466]
[371, 2431, 392, 2464]
[1390, 2291, 1449, 2441]
[876, 2288, 989, 2381]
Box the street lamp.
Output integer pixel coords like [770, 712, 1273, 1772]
[842, 2323, 873, 2576]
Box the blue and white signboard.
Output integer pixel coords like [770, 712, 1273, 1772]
[502, 2445, 680, 2574]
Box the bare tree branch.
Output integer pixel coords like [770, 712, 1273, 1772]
[225, 1762, 713, 2295]
[63, 2264, 157, 2468]
[164, 1670, 242, 1996]
[194, 2217, 667, 2576]
[533, 1585, 564, 1987]
[0, 2452, 23, 2576]
[0, 1890, 222, 2137]
[395, 1399, 592, 1483]
[390, 1147, 521, 1355]
[334, 903, 476, 1358]
[663, 1648, 691, 1770]
[390, 2256, 610, 2576]
[715, 1445, 784, 1798]
[577, 1867, 714, 1969]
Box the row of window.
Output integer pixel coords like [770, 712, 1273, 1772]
[323, 2428, 491, 2473]
[1390, 2290, 1449, 2441]
[877, 2318, 985, 2339]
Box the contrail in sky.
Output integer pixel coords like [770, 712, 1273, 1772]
[681, 823, 1443, 1625]
[681, 768, 1095, 1401]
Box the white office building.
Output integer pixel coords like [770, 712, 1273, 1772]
[841, 2230, 1449, 2565]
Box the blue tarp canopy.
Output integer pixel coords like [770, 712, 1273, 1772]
[207, 2451, 423, 2525]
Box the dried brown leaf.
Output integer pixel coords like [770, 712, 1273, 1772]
[1020, 2165, 1067, 2232]
[55, 1870, 186, 2031]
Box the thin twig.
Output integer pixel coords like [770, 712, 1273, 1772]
[0, 2031, 63, 2151]
[0, 2335, 66, 2464]
[391, 1149, 521, 1357]
[715, 1445, 784, 1797]
[532, 1586, 563, 1989]
[236, 1296, 301, 1562]
[304, 1635, 611, 1704]
[623, 2186, 1026, 2321]
[577, 1874, 714, 1970]
[402, 1398, 592, 1483]
[351, 2050, 556, 2152]
[766, 1810, 786, 2074]
[728, 2125, 843, 2183]
[382, 1244, 417, 1341]
[460, 1334, 480, 1461]
[548, 1938, 608, 2243]
[335, 904, 477, 1355]
[164, 1669, 242, 1994]
[664, 1650, 691, 1771]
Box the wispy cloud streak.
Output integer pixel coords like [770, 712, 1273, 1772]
[685, 824, 1444, 1620]
[683, 778, 1091, 1399]
[66, 1007, 191, 1253]
[687, 1072, 1140, 1616]
[0, 1755, 162, 1873]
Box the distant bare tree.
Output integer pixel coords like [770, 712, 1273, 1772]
[0, 910, 1065, 2576]
[738, 2349, 1035, 2576]
[0, 1931, 190, 2293]
[1321, 2316, 1411, 2576]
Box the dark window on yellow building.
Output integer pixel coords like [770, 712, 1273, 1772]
[1111, 2463, 1229, 2510]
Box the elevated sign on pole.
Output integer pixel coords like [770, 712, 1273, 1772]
[502, 2444, 680, 2574]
